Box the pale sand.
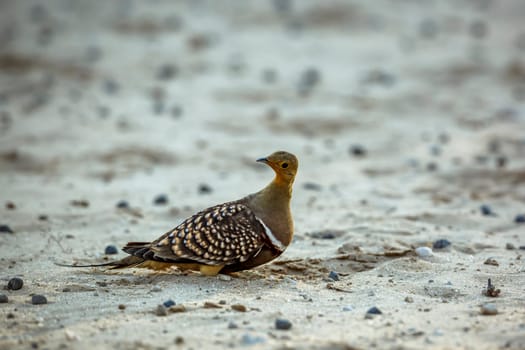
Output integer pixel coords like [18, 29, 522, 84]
[1, 1, 525, 349]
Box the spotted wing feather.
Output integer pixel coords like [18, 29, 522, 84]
[143, 202, 265, 265]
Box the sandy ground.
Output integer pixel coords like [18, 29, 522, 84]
[1, 0, 525, 349]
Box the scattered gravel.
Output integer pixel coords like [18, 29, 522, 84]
[366, 306, 382, 315]
[31, 295, 47, 305]
[231, 304, 247, 312]
[514, 214, 525, 223]
[7, 277, 23, 290]
[484, 258, 499, 266]
[275, 318, 292, 330]
[349, 144, 367, 157]
[480, 204, 494, 216]
[153, 194, 168, 205]
[116, 200, 129, 209]
[104, 245, 118, 255]
[480, 303, 498, 315]
[415, 246, 433, 258]
[0, 224, 14, 234]
[198, 184, 213, 194]
[156, 305, 168, 316]
[241, 333, 266, 345]
[163, 299, 176, 308]
[328, 271, 340, 281]
[433, 239, 451, 249]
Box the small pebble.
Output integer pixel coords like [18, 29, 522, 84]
[349, 144, 367, 157]
[7, 277, 23, 290]
[231, 304, 247, 312]
[0, 224, 14, 234]
[157, 64, 178, 80]
[163, 299, 176, 308]
[118, 304, 126, 310]
[480, 204, 494, 216]
[241, 333, 266, 345]
[303, 182, 322, 191]
[228, 321, 239, 329]
[0, 294, 8, 303]
[366, 306, 382, 315]
[480, 303, 498, 315]
[415, 246, 433, 258]
[153, 194, 168, 205]
[275, 318, 292, 330]
[104, 245, 118, 255]
[174, 336, 184, 345]
[5, 201, 15, 210]
[150, 286, 162, 292]
[404, 296, 414, 303]
[484, 258, 499, 266]
[342, 305, 353, 312]
[433, 239, 451, 249]
[38, 215, 48, 221]
[116, 200, 129, 209]
[505, 243, 515, 250]
[169, 305, 186, 313]
[218, 274, 232, 281]
[514, 214, 525, 223]
[328, 271, 340, 281]
[31, 295, 47, 305]
[156, 305, 168, 316]
[198, 184, 213, 194]
[70, 199, 89, 208]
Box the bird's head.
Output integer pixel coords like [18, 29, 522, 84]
[257, 151, 298, 184]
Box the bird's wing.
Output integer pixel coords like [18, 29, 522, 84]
[131, 202, 267, 266]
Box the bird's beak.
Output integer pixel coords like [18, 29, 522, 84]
[256, 157, 269, 164]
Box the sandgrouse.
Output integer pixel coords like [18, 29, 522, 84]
[64, 151, 298, 276]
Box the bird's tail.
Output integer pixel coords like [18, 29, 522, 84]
[55, 242, 174, 270]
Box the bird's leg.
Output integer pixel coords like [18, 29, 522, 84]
[199, 265, 224, 276]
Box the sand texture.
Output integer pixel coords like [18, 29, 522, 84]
[1, 1, 525, 349]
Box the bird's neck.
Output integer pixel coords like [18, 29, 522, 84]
[246, 175, 294, 246]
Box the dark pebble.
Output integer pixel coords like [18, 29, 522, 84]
[328, 271, 340, 281]
[157, 64, 178, 80]
[228, 321, 239, 329]
[5, 201, 15, 210]
[514, 214, 525, 223]
[174, 336, 184, 345]
[496, 156, 507, 168]
[38, 215, 48, 221]
[163, 299, 176, 308]
[0, 294, 8, 303]
[469, 20, 488, 39]
[275, 318, 292, 330]
[262, 68, 278, 84]
[171, 105, 183, 118]
[103, 79, 119, 95]
[0, 225, 14, 233]
[198, 184, 213, 194]
[153, 194, 169, 205]
[480, 205, 494, 216]
[366, 306, 382, 315]
[349, 145, 366, 157]
[31, 295, 47, 305]
[303, 182, 322, 191]
[7, 277, 23, 290]
[419, 18, 439, 39]
[104, 245, 118, 255]
[118, 304, 126, 310]
[116, 200, 129, 209]
[433, 239, 451, 249]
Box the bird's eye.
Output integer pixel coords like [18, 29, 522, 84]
[281, 163, 288, 168]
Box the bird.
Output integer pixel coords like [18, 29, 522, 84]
[59, 151, 298, 276]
